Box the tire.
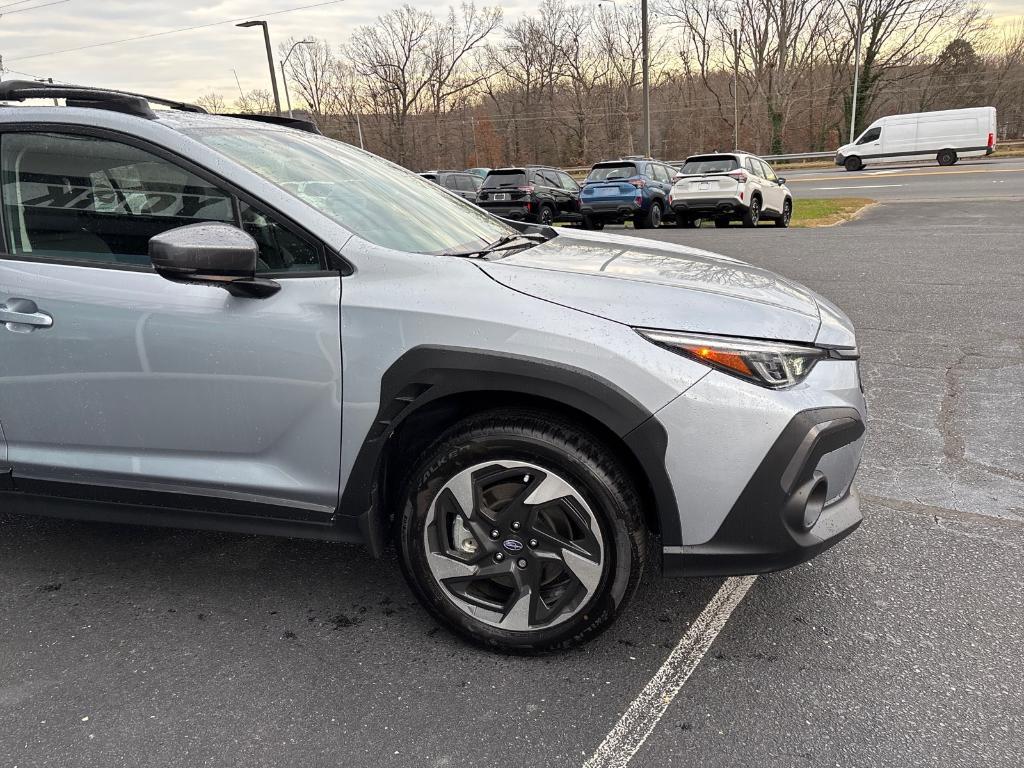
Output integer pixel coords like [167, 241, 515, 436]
[677, 216, 701, 229]
[774, 198, 792, 228]
[937, 149, 957, 167]
[397, 409, 647, 653]
[538, 205, 555, 226]
[634, 201, 662, 229]
[844, 156, 863, 172]
[714, 217, 731, 228]
[741, 196, 761, 227]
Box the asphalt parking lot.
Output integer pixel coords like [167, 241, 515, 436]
[3, 175, 1023, 767]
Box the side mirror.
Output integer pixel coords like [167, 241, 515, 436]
[149, 223, 280, 299]
[776, 177, 786, 185]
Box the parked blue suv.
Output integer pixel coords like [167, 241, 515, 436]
[579, 157, 679, 229]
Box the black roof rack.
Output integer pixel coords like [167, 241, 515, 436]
[0, 80, 206, 119]
[217, 113, 322, 135]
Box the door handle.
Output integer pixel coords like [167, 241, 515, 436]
[1, 297, 53, 333]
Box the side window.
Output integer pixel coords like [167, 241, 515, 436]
[556, 171, 579, 191]
[456, 175, 476, 193]
[857, 127, 881, 145]
[759, 160, 778, 182]
[744, 157, 762, 177]
[539, 170, 559, 188]
[655, 164, 673, 183]
[1, 132, 232, 267]
[239, 201, 321, 273]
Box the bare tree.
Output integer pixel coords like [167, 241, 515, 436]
[195, 92, 226, 113]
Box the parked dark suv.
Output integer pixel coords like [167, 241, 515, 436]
[580, 157, 679, 229]
[475, 166, 581, 225]
[419, 170, 481, 202]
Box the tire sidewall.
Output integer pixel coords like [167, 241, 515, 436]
[398, 428, 640, 652]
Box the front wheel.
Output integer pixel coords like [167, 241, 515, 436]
[844, 156, 863, 172]
[775, 198, 792, 228]
[398, 410, 647, 653]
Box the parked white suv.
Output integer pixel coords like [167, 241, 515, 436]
[668, 152, 793, 228]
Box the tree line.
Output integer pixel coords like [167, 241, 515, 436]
[195, 0, 1024, 170]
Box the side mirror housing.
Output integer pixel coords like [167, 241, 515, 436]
[149, 223, 279, 299]
[776, 177, 787, 185]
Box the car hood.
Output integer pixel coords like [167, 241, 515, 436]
[480, 229, 854, 345]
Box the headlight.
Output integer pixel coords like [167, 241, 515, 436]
[637, 329, 856, 389]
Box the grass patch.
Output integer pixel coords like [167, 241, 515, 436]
[789, 197, 874, 227]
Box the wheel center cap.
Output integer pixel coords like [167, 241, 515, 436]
[502, 538, 524, 553]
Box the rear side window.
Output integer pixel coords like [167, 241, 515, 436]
[679, 156, 739, 174]
[744, 157, 762, 177]
[482, 170, 527, 188]
[587, 163, 638, 182]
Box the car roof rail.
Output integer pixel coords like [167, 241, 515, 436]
[216, 113, 322, 134]
[0, 80, 206, 119]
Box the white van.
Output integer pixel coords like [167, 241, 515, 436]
[835, 107, 997, 171]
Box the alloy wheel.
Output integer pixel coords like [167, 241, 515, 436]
[422, 460, 605, 631]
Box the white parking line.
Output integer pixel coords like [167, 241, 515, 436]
[812, 184, 904, 190]
[582, 575, 758, 768]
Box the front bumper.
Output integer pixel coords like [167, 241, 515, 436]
[664, 407, 864, 576]
[651, 360, 866, 577]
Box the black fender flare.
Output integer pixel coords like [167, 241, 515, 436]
[337, 345, 682, 555]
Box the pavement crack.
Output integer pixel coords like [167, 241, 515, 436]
[938, 350, 1024, 484]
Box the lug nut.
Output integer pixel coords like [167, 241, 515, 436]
[529, 539, 538, 548]
[511, 521, 521, 531]
[494, 552, 505, 562]
[489, 529, 500, 539]
[517, 558, 528, 568]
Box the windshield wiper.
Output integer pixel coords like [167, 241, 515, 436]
[442, 232, 548, 259]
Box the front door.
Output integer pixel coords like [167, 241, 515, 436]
[0, 130, 342, 520]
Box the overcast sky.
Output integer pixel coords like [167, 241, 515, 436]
[1, 0, 1021, 103]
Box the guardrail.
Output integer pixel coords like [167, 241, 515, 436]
[562, 141, 1024, 176]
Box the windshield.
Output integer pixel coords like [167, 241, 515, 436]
[186, 126, 514, 255]
[587, 163, 638, 182]
[680, 157, 740, 175]
[482, 170, 527, 188]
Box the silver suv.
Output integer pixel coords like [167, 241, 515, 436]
[669, 152, 794, 228]
[0, 82, 864, 652]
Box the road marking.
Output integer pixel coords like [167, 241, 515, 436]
[790, 166, 1024, 183]
[582, 575, 757, 768]
[812, 184, 904, 190]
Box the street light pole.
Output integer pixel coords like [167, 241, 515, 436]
[849, 3, 863, 143]
[281, 39, 314, 118]
[236, 20, 282, 115]
[641, 0, 650, 157]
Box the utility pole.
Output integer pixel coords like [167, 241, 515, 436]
[641, 0, 650, 157]
[849, 2, 863, 143]
[236, 20, 282, 115]
[355, 112, 364, 149]
[733, 28, 739, 151]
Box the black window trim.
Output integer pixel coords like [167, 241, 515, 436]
[0, 122, 350, 278]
